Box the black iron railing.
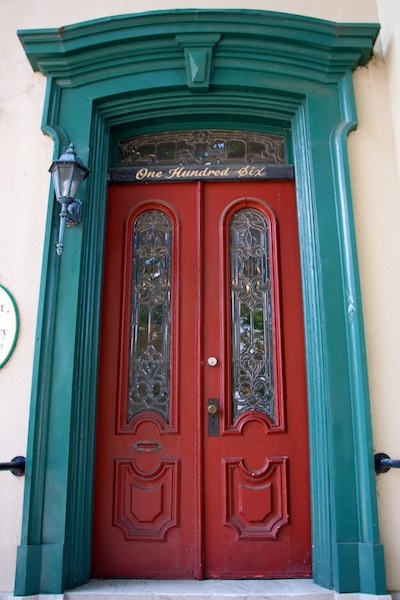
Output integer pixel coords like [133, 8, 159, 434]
[0, 456, 25, 476]
[375, 453, 400, 474]
[4, 454, 398, 476]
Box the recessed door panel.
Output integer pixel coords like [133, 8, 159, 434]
[92, 180, 311, 579]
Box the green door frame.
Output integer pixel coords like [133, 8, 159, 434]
[15, 9, 385, 596]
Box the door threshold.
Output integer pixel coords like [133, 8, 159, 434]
[1, 580, 392, 600]
[63, 579, 390, 600]
[70, 579, 326, 598]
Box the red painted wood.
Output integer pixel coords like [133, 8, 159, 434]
[92, 183, 200, 578]
[202, 181, 311, 578]
[92, 181, 311, 579]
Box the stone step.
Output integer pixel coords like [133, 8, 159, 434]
[2, 580, 392, 600]
[66, 580, 334, 600]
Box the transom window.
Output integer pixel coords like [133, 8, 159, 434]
[118, 130, 286, 167]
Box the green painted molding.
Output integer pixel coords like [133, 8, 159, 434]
[329, 71, 384, 593]
[331, 71, 381, 545]
[176, 34, 221, 91]
[15, 9, 385, 596]
[291, 102, 333, 590]
[18, 10, 379, 85]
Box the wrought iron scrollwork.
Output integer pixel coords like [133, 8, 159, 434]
[230, 209, 275, 422]
[128, 210, 172, 423]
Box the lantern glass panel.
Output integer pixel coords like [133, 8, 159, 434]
[56, 165, 75, 200]
[69, 165, 87, 199]
[53, 164, 86, 201]
[50, 167, 62, 200]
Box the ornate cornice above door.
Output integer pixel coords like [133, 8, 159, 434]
[18, 10, 379, 87]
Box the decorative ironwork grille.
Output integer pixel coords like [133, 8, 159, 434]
[118, 130, 286, 166]
[128, 210, 172, 423]
[230, 209, 275, 422]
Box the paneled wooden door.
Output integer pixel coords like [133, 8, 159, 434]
[92, 180, 311, 579]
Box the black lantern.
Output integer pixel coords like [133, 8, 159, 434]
[49, 143, 89, 256]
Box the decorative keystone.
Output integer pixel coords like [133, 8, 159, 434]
[176, 34, 221, 91]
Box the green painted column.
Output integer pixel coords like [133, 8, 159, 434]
[15, 85, 93, 595]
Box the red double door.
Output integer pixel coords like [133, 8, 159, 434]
[92, 180, 311, 579]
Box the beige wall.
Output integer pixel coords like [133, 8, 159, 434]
[377, 0, 400, 178]
[357, 1, 400, 593]
[2, 0, 400, 594]
[1, 0, 380, 29]
[349, 58, 400, 593]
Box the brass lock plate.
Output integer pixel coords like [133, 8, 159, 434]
[208, 398, 219, 436]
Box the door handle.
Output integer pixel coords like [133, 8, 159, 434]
[207, 398, 219, 436]
[208, 403, 218, 415]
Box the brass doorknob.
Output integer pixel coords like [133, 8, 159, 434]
[208, 403, 218, 416]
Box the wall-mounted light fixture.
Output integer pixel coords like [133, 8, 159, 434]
[49, 143, 89, 256]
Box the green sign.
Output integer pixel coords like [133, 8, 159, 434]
[0, 284, 19, 368]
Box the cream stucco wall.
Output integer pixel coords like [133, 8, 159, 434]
[377, 0, 400, 178]
[356, 1, 400, 594]
[349, 57, 400, 593]
[2, 0, 400, 594]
